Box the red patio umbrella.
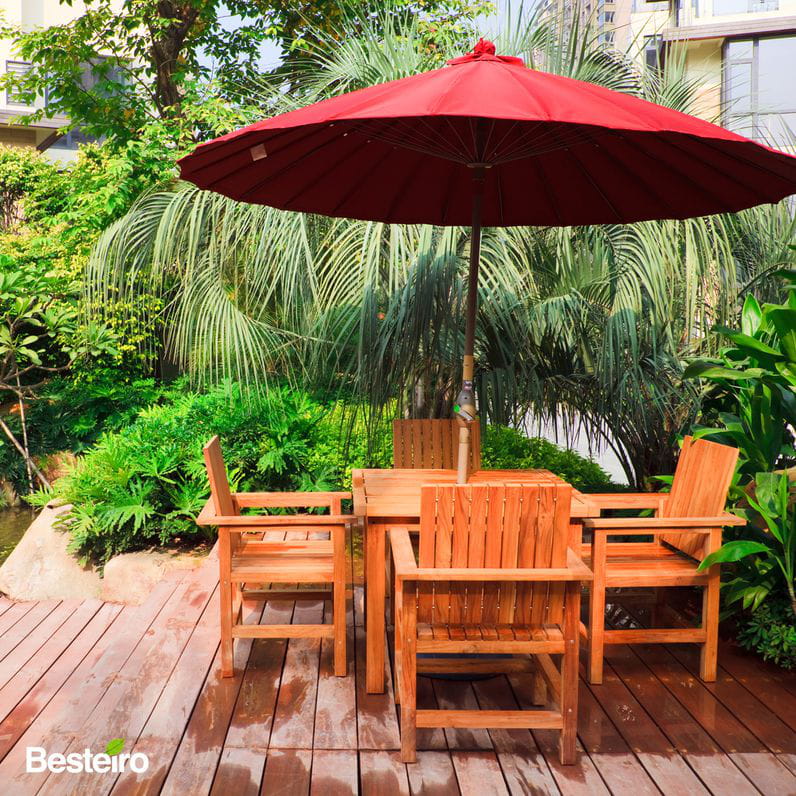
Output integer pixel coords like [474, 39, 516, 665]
[179, 38, 796, 482]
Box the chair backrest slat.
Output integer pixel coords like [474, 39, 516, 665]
[660, 436, 739, 559]
[203, 436, 237, 517]
[418, 483, 572, 627]
[393, 419, 481, 471]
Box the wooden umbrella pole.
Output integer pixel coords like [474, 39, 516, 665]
[457, 166, 486, 484]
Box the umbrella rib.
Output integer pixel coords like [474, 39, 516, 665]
[326, 145, 403, 218]
[616, 131, 755, 216]
[561, 145, 624, 223]
[525, 151, 564, 227]
[439, 160, 463, 226]
[578, 129, 680, 220]
[668, 134, 794, 206]
[197, 124, 344, 195]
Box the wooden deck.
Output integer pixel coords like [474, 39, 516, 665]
[0, 540, 795, 794]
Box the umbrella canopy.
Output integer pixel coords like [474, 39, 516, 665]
[180, 40, 796, 225]
[179, 38, 796, 481]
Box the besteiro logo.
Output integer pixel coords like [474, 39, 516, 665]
[26, 738, 149, 774]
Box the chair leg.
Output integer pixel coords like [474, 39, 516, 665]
[220, 576, 234, 678]
[400, 583, 417, 763]
[394, 573, 402, 706]
[700, 572, 720, 682]
[333, 524, 347, 677]
[588, 534, 607, 685]
[559, 581, 580, 765]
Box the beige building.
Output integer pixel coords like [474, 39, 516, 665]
[0, 0, 97, 162]
[621, 0, 796, 142]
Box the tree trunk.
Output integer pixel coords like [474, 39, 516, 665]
[0, 417, 50, 490]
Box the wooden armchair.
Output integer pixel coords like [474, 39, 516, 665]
[392, 418, 481, 472]
[198, 436, 351, 678]
[391, 483, 592, 765]
[582, 436, 746, 684]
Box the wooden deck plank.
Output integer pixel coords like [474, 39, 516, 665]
[406, 750, 460, 795]
[268, 600, 323, 749]
[0, 600, 62, 666]
[632, 642, 796, 795]
[309, 749, 358, 794]
[109, 589, 225, 795]
[0, 600, 36, 639]
[509, 672, 611, 796]
[586, 661, 710, 795]
[0, 601, 120, 761]
[604, 642, 760, 795]
[39, 563, 219, 795]
[472, 675, 560, 795]
[354, 626, 401, 750]
[223, 599, 293, 751]
[667, 643, 796, 771]
[432, 679, 493, 751]
[261, 748, 312, 795]
[211, 746, 265, 796]
[0, 599, 104, 722]
[2, 541, 796, 796]
[450, 750, 510, 794]
[160, 600, 265, 796]
[360, 750, 411, 795]
[0, 600, 81, 691]
[0, 576, 181, 790]
[717, 640, 796, 733]
[314, 598, 356, 750]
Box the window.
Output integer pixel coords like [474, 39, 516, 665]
[713, 0, 778, 14]
[644, 35, 663, 70]
[5, 61, 31, 107]
[601, 10, 615, 22]
[724, 35, 796, 143]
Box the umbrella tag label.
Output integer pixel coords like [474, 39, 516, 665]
[250, 144, 268, 161]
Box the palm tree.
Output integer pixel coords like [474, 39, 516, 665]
[84, 8, 796, 487]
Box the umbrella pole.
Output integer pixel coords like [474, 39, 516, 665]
[456, 166, 485, 484]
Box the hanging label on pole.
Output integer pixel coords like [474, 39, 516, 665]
[454, 379, 476, 422]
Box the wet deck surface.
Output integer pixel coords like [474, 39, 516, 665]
[0, 537, 795, 794]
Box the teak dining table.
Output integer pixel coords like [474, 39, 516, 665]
[351, 468, 601, 694]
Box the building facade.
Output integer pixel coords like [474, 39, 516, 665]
[624, 0, 796, 142]
[0, 0, 96, 162]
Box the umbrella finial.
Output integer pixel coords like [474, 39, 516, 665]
[473, 38, 496, 56]
[446, 39, 525, 67]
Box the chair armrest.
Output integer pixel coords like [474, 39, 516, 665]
[390, 527, 418, 577]
[196, 499, 351, 527]
[586, 493, 668, 511]
[567, 548, 594, 580]
[584, 514, 745, 532]
[233, 491, 352, 508]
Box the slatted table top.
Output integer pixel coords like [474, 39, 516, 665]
[352, 468, 600, 519]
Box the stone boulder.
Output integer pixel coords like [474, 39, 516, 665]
[100, 549, 203, 605]
[0, 505, 207, 603]
[0, 504, 102, 600]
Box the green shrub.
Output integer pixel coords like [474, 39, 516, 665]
[45, 384, 392, 563]
[481, 425, 613, 492]
[46, 389, 615, 564]
[736, 597, 796, 670]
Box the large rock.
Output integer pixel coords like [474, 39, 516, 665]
[101, 549, 203, 605]
[0, 505, 207, 603]
[0, 504, 102, 600]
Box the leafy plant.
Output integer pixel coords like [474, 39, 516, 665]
[735, 597, 796, 670]
[684, 271, 796, 476]
[700, 472, 796, 616]
[481, 426, 613, 492]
